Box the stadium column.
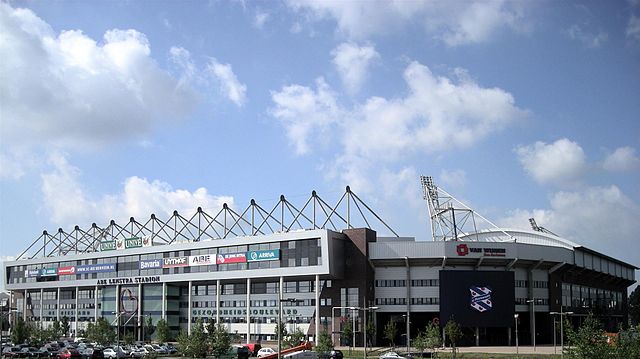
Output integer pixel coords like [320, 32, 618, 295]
[216, 280, 221, 325]
[162, 283, 166, 320]
[528, 269, 534, 347]
[246, 278, 251, 344]
[404, 257, 411, 352]
[188, 281, 193, 335]
[56, 288, 60, 321]
[40, 289, 43, 324]
[315, 274, 320, 343]
[75, 287, 79, 335]
[94, 286, 98, 322]
[138, 283, 142, 341]
[23, 290, 26, 321]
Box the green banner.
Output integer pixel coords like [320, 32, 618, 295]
[125, 237, 142, 249]
[100, 241, 116, 251]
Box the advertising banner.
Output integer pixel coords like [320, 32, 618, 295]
[139, 259, 163, 270]
[439, 270, 514, 327]
[100, 241, 116, 251]
[216, 252, 247, 264]
[57, 266, 76, 275]
[141, 235, 153, 247]
[163, 257, 189, 268]
[40, 268, 57, 276]
[247, 249, 280, 262]
[124, 237, 143, 249]
[189, 254, 215, 267]
[25, 269, 40, 277]
[76, 263, 116, 274]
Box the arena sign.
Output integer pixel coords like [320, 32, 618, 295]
[76, 263, 116, 274]
[97, 275, 161, 285]
[247, 249, 280, 262]
[192, 308, 299, 318]
[453, 243, 507, 257]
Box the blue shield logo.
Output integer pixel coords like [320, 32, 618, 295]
[470, 286, 493, 313]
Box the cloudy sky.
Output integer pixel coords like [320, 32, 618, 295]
[1, 0, 639, 290]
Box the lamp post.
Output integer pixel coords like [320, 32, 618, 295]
[514, 314, 519, 358]
[354, 307, 378, 359]
[550, 309, 573, 359]
[331, 306, 358, 348]
[402, 314, 410, 354]
[279, 298, 300, 359]
[526, 299, 539, 351]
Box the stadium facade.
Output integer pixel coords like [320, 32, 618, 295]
[3, 181, 637, 347]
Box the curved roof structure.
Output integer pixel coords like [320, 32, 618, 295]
[457, 228, 580, 250]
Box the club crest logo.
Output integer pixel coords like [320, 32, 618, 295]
[470, 286, 492, 312]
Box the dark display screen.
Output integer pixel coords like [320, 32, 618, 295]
[439, 270, 515, 327]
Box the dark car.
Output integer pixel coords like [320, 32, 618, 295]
[243, 344, 261, 357]
[236, 346, 250, 359]
[2, 347, 24, 359]
[19, 348, 41, 358]
[58, 349, 81, 359]
[318, 350, 343, 359]
[81, 349, 103, 359]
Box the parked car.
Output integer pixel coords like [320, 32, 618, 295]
[159, 345, 175, 355]
[235, 346, 250, 359]
[57, 349, 81, 359]
[100, 349, 123, 359]
[3, 347, 24, 359]
[318, 350, 343, 359]
[243, 344, 261, 357]
[256, 348, 275, 358]
[19, 348, 41, 358]
[81, 348, 103, 359]
[379, 353, 406, 359]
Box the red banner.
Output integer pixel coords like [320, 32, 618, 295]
[57, 266, 76, 275]
[216, 252, 247, 264]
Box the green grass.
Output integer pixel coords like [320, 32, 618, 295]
[340, 351, 560, 359]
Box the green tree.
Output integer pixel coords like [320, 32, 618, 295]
[10, 318, 30, 345]
[383, 320, 397, 348]
[314, 330, 334, 354]
[444, 319, 461, 359]
[123, 332, 135, 345]
[177, 330, 190, 357]
[424, 322, 442, 358]
[143, 316, 155, 342]
[275, 322, 288, 347]
[210, 323, 231, 359]
[29, 324, 51, 347]
[413, 331, 428, 354]
[182, 319, 208, 358]
[156, 318, 171, 343]
[366, 319, 376, 347]
[285, 327, 305, 348]
[51, 320, 62, 340]
[563, 314, 609, 359]
[61, 316, 70, 337]
[342, 319, 353, 347]
[86, 317, 116, 346]
[630, 286, 640, 326]
[614, 324, 640, 359]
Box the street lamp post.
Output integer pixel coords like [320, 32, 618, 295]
[402, 314, 410, 354]
[111, 311, 121, 355]
[359, 307, 378, 359]
[331, 306, 358, 348]
[279, 298, 300, 359]
[526, 299, 538, 351]
[514, 314, 519, 358]
[550, 309, 573, 359]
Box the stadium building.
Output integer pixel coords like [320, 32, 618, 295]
[3, 177, 636, 347]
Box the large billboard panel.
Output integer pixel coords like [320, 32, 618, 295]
[439, 270, 514, 327]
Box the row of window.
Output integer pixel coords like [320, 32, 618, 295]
[515, 298, 549, 305]
[375, 298, 407, 305]
[375, 279, 440, 287]
[514, 280, 549, 288]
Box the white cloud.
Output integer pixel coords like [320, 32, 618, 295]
[269, 78, 342, 155]
[515, 138, 587, 186]
[207, 59, 247, 107]
[439, 169, 468, 189]
[603, 146, 640, 172]
[627, 15, 640, 42]
[40, 153, 234, 227]
[285, 0, 527, 46]
[567, 24, 608, 48]
[254, 10, 270, 29]
[331, 42, 379, 94]
[0, 3, 195, 151]
[500, 185, 640, 266]
[270, 61, 526, 190]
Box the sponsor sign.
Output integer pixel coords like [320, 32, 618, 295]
[216, 252, 247, 264]
[57, 266, 76, 275]
[139, 259, 162, 270]
[97, 276, 161, 285]
[25, 269, 40, 278]
[163, 257, 189, 268]
[40, 268, 57, 276]
[189, 254, 215, 267]
[455, 243, 506, 257]
[124, 237, 143, 249]
[247, 249, 280, 262]
[470, 286, 493, 313]
[141, 235, 153, 247]
[100, 241, 116, 251]
[76, 263, 116, 274]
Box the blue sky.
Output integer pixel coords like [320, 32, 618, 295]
[1, 0, 639, 291]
